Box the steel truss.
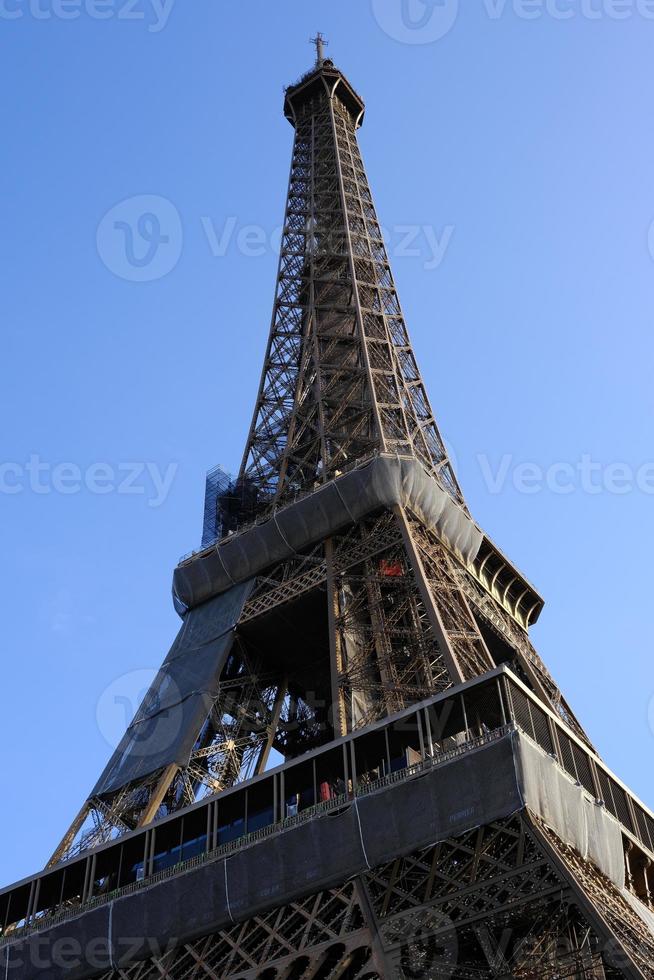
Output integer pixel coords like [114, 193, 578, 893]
[45, 53, 652, 980]
[239, 77, 461, 509]
[52, 497, 594, 861]
[94, 814, 650, 979]
[453, 561, 592, 746]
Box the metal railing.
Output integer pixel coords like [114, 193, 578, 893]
[0, 724, 512, 947]
[5, 665, 654, 947]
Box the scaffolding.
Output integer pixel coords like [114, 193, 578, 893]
[201, 464, 260, 548]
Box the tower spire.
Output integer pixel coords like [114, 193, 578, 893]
[309, 31, 328, 66]
[245, 56, 462, 508]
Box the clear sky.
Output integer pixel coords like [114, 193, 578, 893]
[2, 0, 654, 886]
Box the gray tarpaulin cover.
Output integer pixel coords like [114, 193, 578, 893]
[12, 735, 521, 980]
[622, 888, 654, 940]
[174, 454, 483, 611]
[514, 733, 625, 890]
[92, 580, 254, 798]
[8, 731, 645, 980]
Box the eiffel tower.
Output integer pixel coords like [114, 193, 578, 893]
[2, 39, 654, 980]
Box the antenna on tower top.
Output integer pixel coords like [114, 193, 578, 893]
[310, 32, 328, 67]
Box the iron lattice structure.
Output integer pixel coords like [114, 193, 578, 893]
[6, 44, 654, 980]
[92, 815, 654, 979]
[240, 60, 462, 507]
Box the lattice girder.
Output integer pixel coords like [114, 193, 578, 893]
[92, 814, 649, 979]
[240, 69, 461, 507]
[43, 64, 636, 980]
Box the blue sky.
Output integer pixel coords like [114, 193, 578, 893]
[2, 1, 654, 885]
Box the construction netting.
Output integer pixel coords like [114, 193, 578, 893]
[92, 580, 254, 798]
[174, 454, 483, 611]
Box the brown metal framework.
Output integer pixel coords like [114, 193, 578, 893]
[30, 48, 653, 979]
[91, 815, 654, 979]
[239, 63, 462, 507]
